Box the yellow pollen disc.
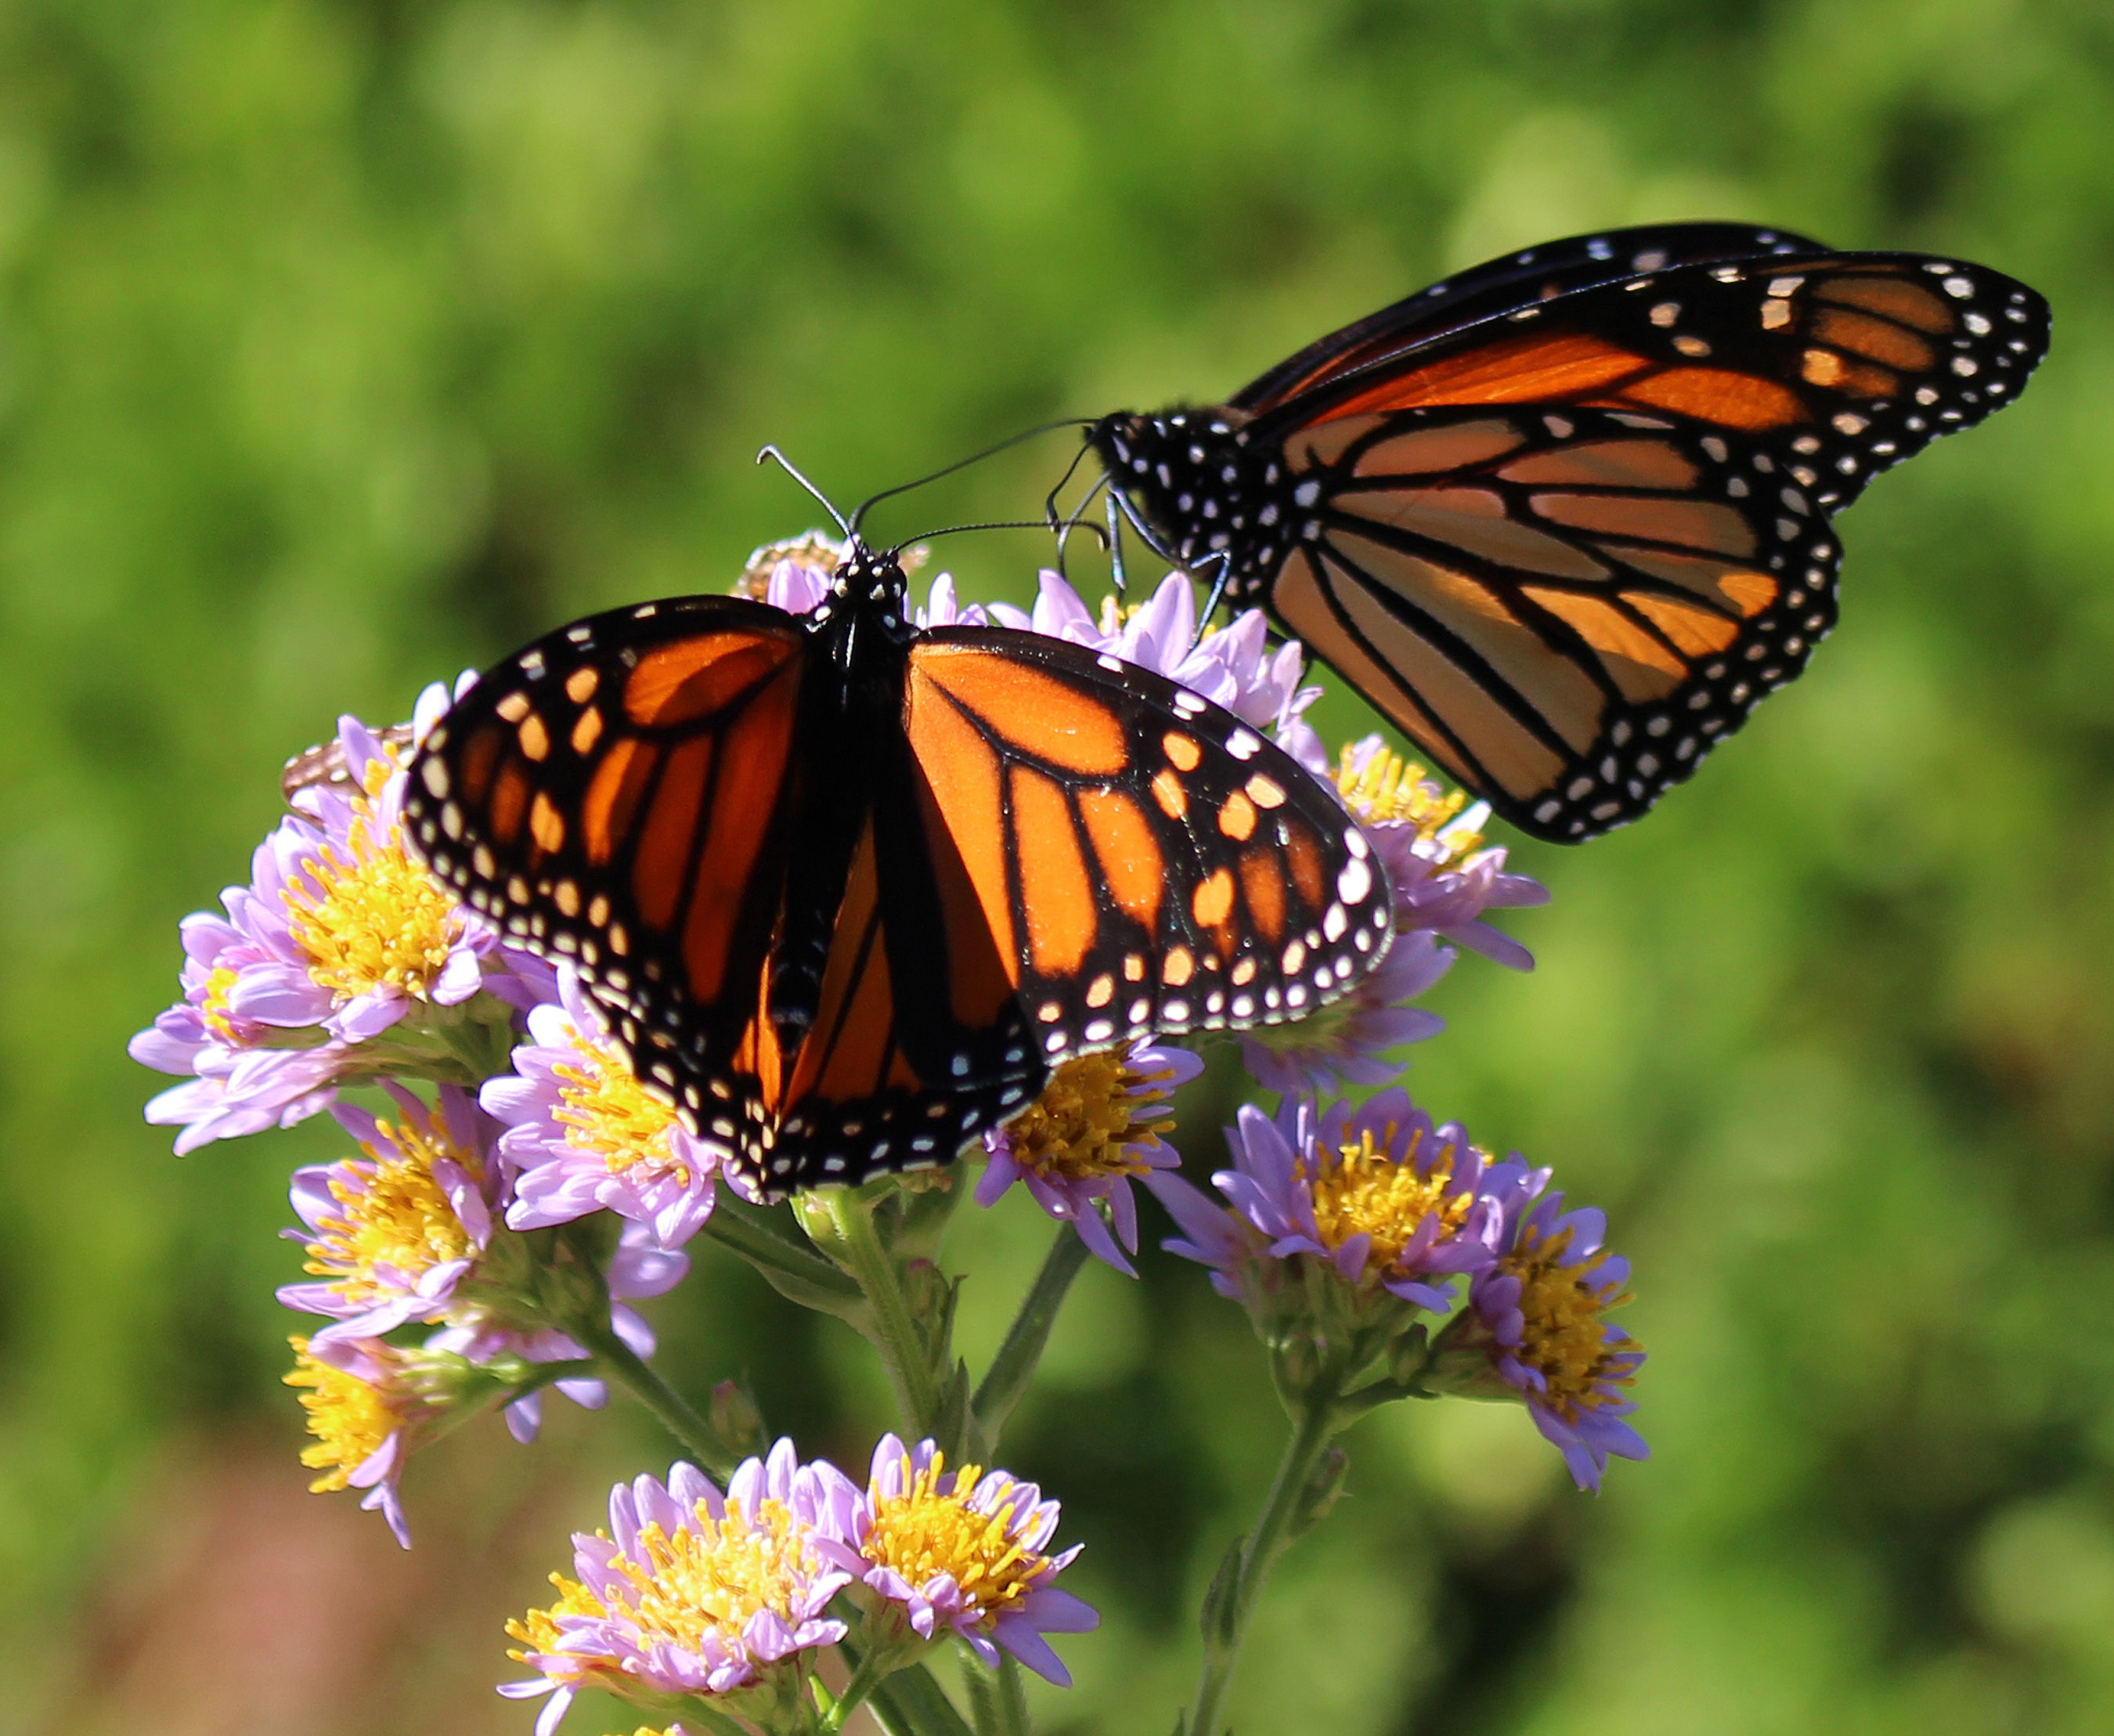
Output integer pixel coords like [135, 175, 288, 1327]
[863, 1453, 1046, 1623]
[1503, 1223, 1639, 1424]
[283, 1336, 399, 1492]
[200, 965, 243, 1042]
[304, 1118, 479, 1306]
[1304, 1126, 1470, 1268]
[282, 792, 463, 1003]
[507, 1573, 612, 1681]
[1001, 1052, 1174, 1182]
[579, 1497, 825, 1657]
[1334, 745, 1484, 864]
[552, 1030, 690, 1184]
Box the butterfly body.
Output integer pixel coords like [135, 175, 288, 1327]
[406, 541, 1392, 1199]
[1090, 224, 2050, 843]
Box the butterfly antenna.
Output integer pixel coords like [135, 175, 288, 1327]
[850, 417, 1095, 535]
[756, 446, 852, 536]
[888, 518, 1063, 557]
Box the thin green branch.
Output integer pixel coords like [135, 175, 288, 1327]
[573, 1309, 740, 1479]
[1185, 1395, 1338, 1736]
[828, 1188, 947, 1437]
[971, 1228, 1091, 1452]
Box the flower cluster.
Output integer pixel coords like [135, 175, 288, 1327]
[1153, 1085, 1647, 1489]
[132, 532, 1651, 1736]
[507, 1438, 1094, 1734]
[275, 1080, 688, 1538]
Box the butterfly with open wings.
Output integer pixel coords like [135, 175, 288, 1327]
[401, 540, 1392, 1201]
[1085, 222, 2051, 842]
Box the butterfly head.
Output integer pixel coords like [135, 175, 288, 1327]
[809, 535, 912, 635]
[1090, 408, 1270, 589]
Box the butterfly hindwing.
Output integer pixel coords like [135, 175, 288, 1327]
[904, 630, 1394, 1058]
[1262, 402, 1839, 836]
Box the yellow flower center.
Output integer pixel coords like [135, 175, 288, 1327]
[200, 965, 243, 1042]
[552, 1030, 691, 1185]
[1001, 1052, 1173, 1182]
[549, 1496, 824, 1663]
[282, 790, 463, 1003]
[863, 1453, 1047, 1624]
[303, 1117, 478, 1307]
[1335, 745, 1483, 864]
[507, 1573, 612, 1684]
[1304, 1127, 1470, 1269]
[1503, 1223, 1638, 1424]
[283, 1336, 399, 1492]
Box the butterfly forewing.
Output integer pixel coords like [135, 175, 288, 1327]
[904, 630, 1393, 1053]
[404, 596, 807, 1160]
[1232, 222, 1831, 417]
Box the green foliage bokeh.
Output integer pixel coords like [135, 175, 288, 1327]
[5, 1, 2113, 1731]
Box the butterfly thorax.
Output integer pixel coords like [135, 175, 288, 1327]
[1088, 410, 1286, 604]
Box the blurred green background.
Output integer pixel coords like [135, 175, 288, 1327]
[4, 0, 2112, 1731]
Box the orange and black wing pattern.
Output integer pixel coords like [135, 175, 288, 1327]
[1232, 222, 1831, 418]
[728, 778, 1045, 1196]
[1094, 227, 2048, 841]
[1264, 404, 1843, 836]
[904, 630, 1394, 1056]
[404, 595, 808, 1153]
[1243, 251, 2045, 492]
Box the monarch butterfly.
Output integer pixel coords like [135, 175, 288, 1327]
[1085, 222, 2051, 842]
[401, 539, 1391, 1199]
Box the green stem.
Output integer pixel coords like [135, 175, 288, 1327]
[971, 1228, 1091, 1453]
[820, 1644, 900, 1734]
[1188, 1395, 1337, 1736]
[864, 1661, 976, 1736]
[829, 1189, 946, 1436]
[574, 1310, 741, 1479]
[707, 1196, 867, 1316]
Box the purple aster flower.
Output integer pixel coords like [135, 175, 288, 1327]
[1334, 736, 1549, 969]
[277, 1081, 687, 1442]
[503, 1444, 850, 1733]
[810, 1435, 1098, 1686]
[977, 1039, 1203, 1276]
[482, 966, 731, 1245]
[1151, 1088, 1517, 1315]
[1446, 1183, 1650, 1492]
[989, 569, 1326, 766]
[131, 681, 538, 1152]
[283, 1334, 427, 1547]
[278, 1081, 502, 1342]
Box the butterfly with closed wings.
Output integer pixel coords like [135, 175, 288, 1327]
[1084, 222, 2051, 842]
[402, 539, 1392, 1201]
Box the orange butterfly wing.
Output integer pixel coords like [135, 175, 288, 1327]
[1095, 233, 2049, 841]
[404, 579, 1398, 1199]
[904, 630, 1393, 1053]
[407, 601, 808, 1146]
